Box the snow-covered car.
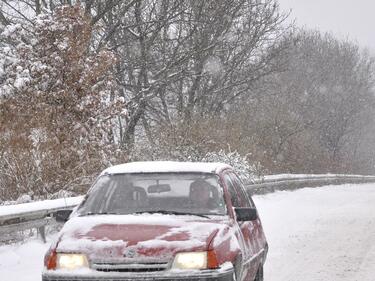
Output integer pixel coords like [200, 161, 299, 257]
[43, 161, 268, 281]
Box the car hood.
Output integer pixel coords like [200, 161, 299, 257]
[56, 214, 229, 262]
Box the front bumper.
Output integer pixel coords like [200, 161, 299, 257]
[42, 264, 234, 281]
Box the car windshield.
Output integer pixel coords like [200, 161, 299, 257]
[76, 173, 227, 216]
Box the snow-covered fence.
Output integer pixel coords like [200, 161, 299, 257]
[246, 174, 375, 195]
[1, 174, 375, 243]
[0, 197, 83, 243]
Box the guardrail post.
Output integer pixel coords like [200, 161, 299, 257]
[37, 226, 46, 243]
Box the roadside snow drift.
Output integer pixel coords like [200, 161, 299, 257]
[0, 239, 49, 281]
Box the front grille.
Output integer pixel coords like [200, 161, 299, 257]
[91, 262, 169, 272]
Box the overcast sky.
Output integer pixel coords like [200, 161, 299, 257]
[277, 0, 375, 51]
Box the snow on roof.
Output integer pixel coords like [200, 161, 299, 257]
[101, 161, 232, 175]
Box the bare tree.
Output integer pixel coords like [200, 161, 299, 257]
[97, 0, 289, 153]
[228, 30, 375, 173]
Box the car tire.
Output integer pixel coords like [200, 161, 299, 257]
[254, 264, 264, 281]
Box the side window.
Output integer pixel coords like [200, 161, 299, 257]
[229, 173, 254, 208]
[223, 174, 241, 207]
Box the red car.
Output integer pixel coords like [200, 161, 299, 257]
[43, 162, 268, 281]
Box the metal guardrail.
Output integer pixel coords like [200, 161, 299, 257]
[246, 175, 375, 195]
[1, 175, 375, 243]
[0, 197, 82, 243]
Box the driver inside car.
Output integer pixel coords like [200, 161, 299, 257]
[189, 179, 218, 209]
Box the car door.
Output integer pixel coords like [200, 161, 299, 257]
[222, 172, 254, 281]
[230, 173, 266, 280]
[228, 172, 261, 280]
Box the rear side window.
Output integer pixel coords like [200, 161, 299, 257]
[229, 172, 254, 208]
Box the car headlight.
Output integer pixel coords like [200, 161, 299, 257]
[56, 253, 89, 270]
[172, 252, 207, 270]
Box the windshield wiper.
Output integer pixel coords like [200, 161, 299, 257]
[132, 210, 210, 219]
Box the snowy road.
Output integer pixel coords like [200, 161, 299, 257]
[255, 183, 375, 281]
[1, 183, 375, 281]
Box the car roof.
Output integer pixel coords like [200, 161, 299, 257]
[100, 161, 232, 175]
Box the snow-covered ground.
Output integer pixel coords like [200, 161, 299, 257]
[256, 183, 375, 281]
[0, 238, 51, 281]
[1, 183, 374, 281]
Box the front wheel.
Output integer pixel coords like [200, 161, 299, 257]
[254, 264, 264, 281]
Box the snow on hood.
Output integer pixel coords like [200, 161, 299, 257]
[57, 214, 230, 262]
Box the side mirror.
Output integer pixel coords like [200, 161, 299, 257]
[235, 207, 258, 221]
[54, 209, 73, 223]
